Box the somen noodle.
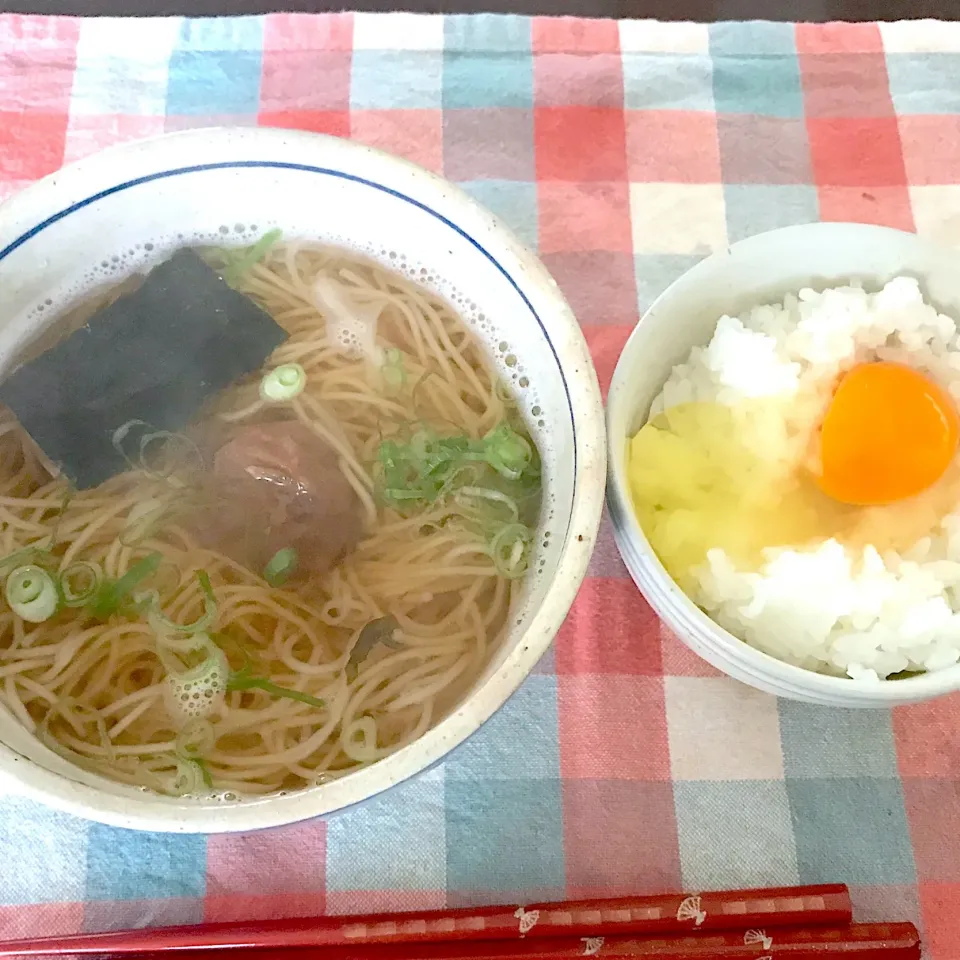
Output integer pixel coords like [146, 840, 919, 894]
[0, 241, 541, 796]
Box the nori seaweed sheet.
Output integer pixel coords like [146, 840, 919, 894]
[0, 249, 288, 489]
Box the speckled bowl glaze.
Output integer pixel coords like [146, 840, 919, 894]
[0, 127, 605, 830]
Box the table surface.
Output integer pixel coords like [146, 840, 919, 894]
[0, 0, 960, 22]
[1, 10, 960, 960]
[3, 1, 960, 19]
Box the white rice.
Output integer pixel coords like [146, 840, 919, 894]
[653, 277, 960, 681]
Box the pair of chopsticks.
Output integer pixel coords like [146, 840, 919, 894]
[0, 884, 920, 959]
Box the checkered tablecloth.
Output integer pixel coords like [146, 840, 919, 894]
[1, 10, 960, 958]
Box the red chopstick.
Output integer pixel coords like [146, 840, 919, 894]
[132, 922, 921, 960]
[0, 885, 851, 956]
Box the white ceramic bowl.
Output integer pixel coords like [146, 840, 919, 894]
[607, 221, 960, 708]
[0, 128, 605, 831]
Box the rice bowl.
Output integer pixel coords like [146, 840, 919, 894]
[607, 222, 960, 707]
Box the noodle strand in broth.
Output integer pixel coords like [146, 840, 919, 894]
[0, 242, 540, 796]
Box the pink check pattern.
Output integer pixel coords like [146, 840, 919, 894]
[0, 12, 959, 960]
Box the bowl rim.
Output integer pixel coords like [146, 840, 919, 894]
[0, 127, 606, 830]
[606, 220, 960, 703]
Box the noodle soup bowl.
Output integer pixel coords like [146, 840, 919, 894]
[0, 128, 605, 831]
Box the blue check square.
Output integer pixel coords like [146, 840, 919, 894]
[674, 780, 800, 889]
[711, 53, 804, 118]
[458, 179, 538, 249]
[352, 51, 443, 110]
[85, 825, 206, 901]
[0, 796, 89, 905]
[886, 53, 960, 115]
[622, 54, 714, 112]
[444, 14, 531, 53]
[327, 767, 446, 890]
[446, 778, 564, 893]
[723, 184, 819, 243]
[444, 674, 558, 780]
[634, 254, 705, 311]
[166, 49, 262, 116]
[787, 777, 916, 886]
[443, 52, 533, 109]
[779, 701, 899, 778]
[709, 20, 797, 55]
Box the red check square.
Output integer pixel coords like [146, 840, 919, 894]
[327, 889, 447, 914]
[534, 53, 623, 108]
[584, 325, 633, 399]
[847, 884, 919, 925]
[558, 674, 670, 780]
[535, 106, 628, 181]
[0, 901, 83, 939]
[795, 21, 884, 54]
[555, 576, 663, 675]
[894, 696, 960, 777]
[817, 185, 914, 230]
[660, 622, 723, 677]
[626, 110, 721, 183]
[807, 116, 909, 187]
[352, 109, 443, 174]
[532, 17, 619, 53]
[207, 820, 326, 896]
[260, 50, 351, 112]
[563, 780, 681, 897]
[0, 110, 68, 181]
[540, 251, 639, 327]
[0, 48, 78, 111]
[919, 882, 960, 960]
[205, 893, 324, 923]
[258, 110, 350, 138]
[63, 114, 165, 164]
[899, 115, 960, 185]
[902, 778, 960, 882]
[800, 54, 895, 118]
[262, 12, 353, 52]
[538, 180, 632, 253]
[0, 12, 80, 112]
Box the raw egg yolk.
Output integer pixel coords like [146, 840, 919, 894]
[817, 361, 960, 505]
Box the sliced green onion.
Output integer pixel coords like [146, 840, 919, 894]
[6, 565, 59, 622]
[175, 718, 215, 760]
[375, 420, 538, 514]
[89, 551, 162, 620]
[264, 547, 298, 587]
[0, 546, 45, 574]
[260, 363, 307, 402]
[161, 629, 217, 661]
[454, 487, 520, 523]
[111, 420, 202, 480]
[138, 431, 203, 479]
[148, 570, 217, 636]
[193, 757, 214, 789]
[59, 561, 103, 608]
[221, 228, 283, 287]
[169, 757, 204, 796]
[382, 348, 406, 395]
[226, 664, 326, 708]
[346, 616, 401, 682]
[482, 424, 533, 481]
[163, 636, 229, 721]
[111, 419, 149, 469]
[489, 523, 532, 579]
